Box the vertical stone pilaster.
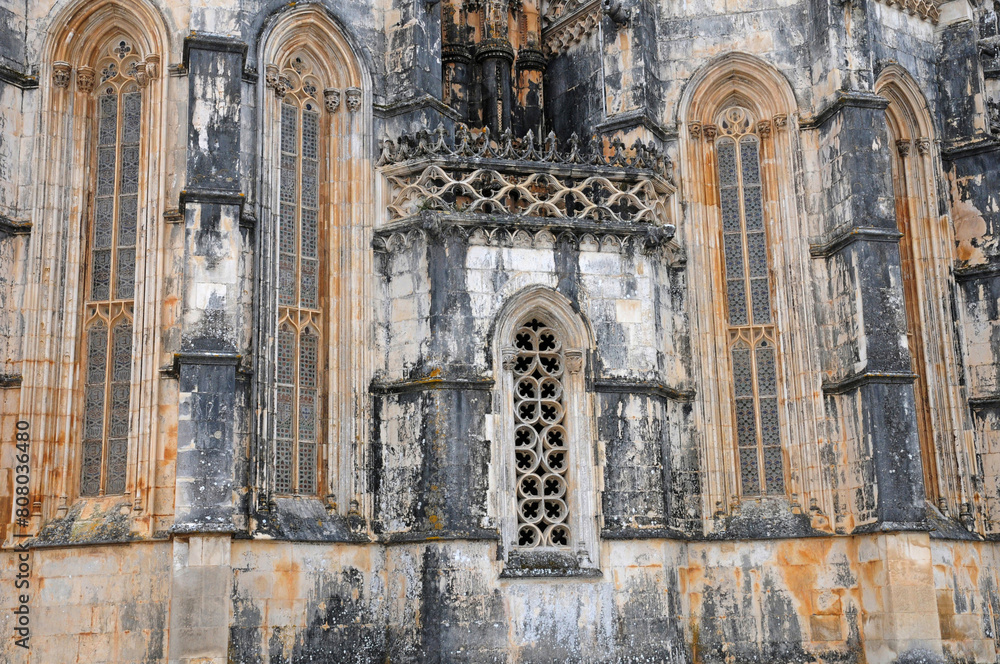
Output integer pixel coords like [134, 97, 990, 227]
[168, 534, 233, 664]
[167, 33, 248, 663]
[814, 97, 928, 529]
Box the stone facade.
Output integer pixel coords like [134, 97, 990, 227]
[0, 0, 999, 660]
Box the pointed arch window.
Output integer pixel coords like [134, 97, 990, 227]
[511, 317, 572, 549]
[495, 291, 601, 574]
[270, 55, 326, 496]
[81, 38, 146, 496]
[715, 106, 785, 497]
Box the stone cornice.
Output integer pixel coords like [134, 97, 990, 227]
[370, 376, 495, 395]
[954, 261, 1000, 281]
[809, 227, 903, 258]
[821, 370, 917, 395]
[800, 91, 890, 130]
[593, 378, 695, 402]
[0, 63, 38, 90]
[373, 213, 684, 266]
[373, 93, 463, 122]
[182, 33, 249, 70]
[0, 214, 31, 236]
[941, 136, 1000, 160]
[0, 373, 23, 389]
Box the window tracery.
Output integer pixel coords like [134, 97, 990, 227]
[715, 106, 785, 497]
[272, 53, 327, 495]
[81, 37, 144, 497]
[511, 317, 571, 549]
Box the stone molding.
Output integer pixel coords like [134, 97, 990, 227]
[182, 33, 248, 71]
[820, 370, 918, 395]
[0, 63, 39, 89]
[808, 227, 904, 258]
[592, 378, 695, 402]
[800, 90, 891, 130]
[373, 213, 684, 266]
[0, 214, 31, 236]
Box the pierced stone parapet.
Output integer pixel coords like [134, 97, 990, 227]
[378, 124, 675, 226]
[873, 0, 940, 21]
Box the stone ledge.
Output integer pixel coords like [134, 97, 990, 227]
[809, 227, 904, 258]
[821, 371, 917, 395]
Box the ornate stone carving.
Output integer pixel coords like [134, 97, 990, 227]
[689, 122, 702, 139]
[265, 63, 279, 89]
[896, 139, 911, 157]
[502, 348, 518, 371]
[274, 75, 291, 98]
[134, 62, 149, 88]
[541, 0, 601, 57]
[756, 120, 772, 137]
[915, 137, 931, 156]
[52, 62, 72, 88]
[772, 114, 788, 130]
[345, 87, 362, 112]
[874, 0, 939, 21]
[324, 87, 342, 113]
[143, 55, 160, 80]
[76, 66, 96, 93]
[703, 124, 718, 141]
[565, 349, 584, 373]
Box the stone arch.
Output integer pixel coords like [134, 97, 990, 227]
[18, 0, 171, 528]
[491, 286, 601, 571]
[677, 51, 799, 128]
[875, 65, 971, 520]
[253, 3, 375, 515]
[678, 53, 826, 532]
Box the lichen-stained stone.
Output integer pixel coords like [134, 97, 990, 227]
[0, 0, 999, 659]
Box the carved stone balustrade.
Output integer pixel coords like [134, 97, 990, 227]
[377, 123, 675, 228]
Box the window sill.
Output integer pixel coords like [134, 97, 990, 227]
[499, 549, 603, 579]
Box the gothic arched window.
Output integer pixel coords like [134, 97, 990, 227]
[715, 106, 785, 497]
[511, 317, 572, 549]
[271, 56, 326, 496]
[495, 288, 600, 573]
[80, 37, 147, 496]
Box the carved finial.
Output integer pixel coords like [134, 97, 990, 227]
[324, 87, 341, 113]
[76, 66, 95, 93]
[52, 62, 71, 89]
[345, 87, 362, 112]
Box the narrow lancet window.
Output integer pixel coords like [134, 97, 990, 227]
[81, 38, 143, 496]
[716, 106, 785, 497]
[512, 318, 571, 549]
[272, 55, 324, 495]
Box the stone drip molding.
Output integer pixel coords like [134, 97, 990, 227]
[378, 124, 674, 226]
[373, 213, 684, 267]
